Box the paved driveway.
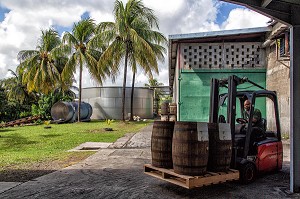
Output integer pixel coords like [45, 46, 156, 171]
[0, 124, 298, 199]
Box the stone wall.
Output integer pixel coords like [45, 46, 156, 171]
[266, 42, 290, 136]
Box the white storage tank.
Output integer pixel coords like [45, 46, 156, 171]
[82, 87, 154, 120]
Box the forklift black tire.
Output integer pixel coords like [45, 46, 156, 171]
[240, 162, 256, 184]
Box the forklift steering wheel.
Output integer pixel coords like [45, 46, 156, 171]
[236, 118, 247, 124]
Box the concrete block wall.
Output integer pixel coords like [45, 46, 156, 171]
[181, 42, 265, 69]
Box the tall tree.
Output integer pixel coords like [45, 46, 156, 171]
[98, 0, 167, 121]
[17, 29, 63, 94]
[61, 18, 106, 122]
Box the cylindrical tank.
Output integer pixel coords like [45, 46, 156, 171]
[51, 101, 75, 122]
[81, 87, 154, 120]
[51, 101, 93, 122]
[151, 121, 175, 168]
[72, 102, 93, 121]
[172, 122, 209, 175]
[207, 123, 232, 172]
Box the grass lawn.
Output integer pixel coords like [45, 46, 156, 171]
[0, 120, 153, 172]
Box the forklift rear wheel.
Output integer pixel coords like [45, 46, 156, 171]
[240, 163, 256, 184]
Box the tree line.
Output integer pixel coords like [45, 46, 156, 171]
[0, 0, 167, 122]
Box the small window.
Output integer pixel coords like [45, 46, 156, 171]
[277, 32, 290, 57]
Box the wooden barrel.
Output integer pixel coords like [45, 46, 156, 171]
[207, 123, 232, 172]
[160, 115, 169, 121]
[151, 121, 175, 168]
[169, 103, 177, 115]
[172, 122, 209, 175]
[169, 114, 176, 122]
[160, 102, 169, 115]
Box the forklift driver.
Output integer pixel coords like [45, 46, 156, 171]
[241, 99, 266, 142]
[242, 99, 262, 126]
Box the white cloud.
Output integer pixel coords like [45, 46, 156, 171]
[221, 8, 270, 30]
[0, 0, 271, 89]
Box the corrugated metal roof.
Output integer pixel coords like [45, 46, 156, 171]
[169, 27, 271, 40]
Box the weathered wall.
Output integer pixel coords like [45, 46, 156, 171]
[266, 42, 290, 136]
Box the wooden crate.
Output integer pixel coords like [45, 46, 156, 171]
[144, 164, 239, 189]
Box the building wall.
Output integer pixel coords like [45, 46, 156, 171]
[266, 42, 290, 136]
[176, 42, 266, 122]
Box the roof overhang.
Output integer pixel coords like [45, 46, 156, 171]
[220, 0, 300, 26]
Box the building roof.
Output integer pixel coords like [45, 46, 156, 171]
[168, 27, 271, 89]
[169, 27, 270, 40]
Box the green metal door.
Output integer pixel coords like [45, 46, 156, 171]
[178, 69, 266, 122]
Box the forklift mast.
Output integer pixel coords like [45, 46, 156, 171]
[209, 75, 245, 135]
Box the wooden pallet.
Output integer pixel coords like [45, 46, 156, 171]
[144, 164, 239, 189]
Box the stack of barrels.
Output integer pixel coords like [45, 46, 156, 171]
[160, 102, 177, 122]
[151, 120, 232, 176]
[169, 103, 177, 122]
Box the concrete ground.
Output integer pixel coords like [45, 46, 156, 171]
[0, 123, 298, 199]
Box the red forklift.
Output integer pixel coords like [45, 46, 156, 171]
[145, 75, 283, 188]
[210, 75, 283, 183]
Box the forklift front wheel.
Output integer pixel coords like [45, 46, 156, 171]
[240, 162, 256, 184]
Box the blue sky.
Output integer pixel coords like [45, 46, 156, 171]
[0, 0, 270, 87]
[0, 5, 9, 21]
[216, 2, 244, 24]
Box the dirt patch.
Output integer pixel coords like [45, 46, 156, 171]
[88, 129, 115, 133]
[0, 152, 94, 182]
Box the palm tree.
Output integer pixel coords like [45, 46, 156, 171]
[3, 69, 30, 104]
[61, 18, 106, 122]
[17, 29, 63, 94]
[98, 0, 167, 121]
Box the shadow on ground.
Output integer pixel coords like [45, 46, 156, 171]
[0, 166, 296, 199]
[0, 169, 57, 182]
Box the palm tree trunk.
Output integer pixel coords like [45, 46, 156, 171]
[122, 47, 129, 122]
[130, 71, 135, 121]
[78, 60, 82, 122]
